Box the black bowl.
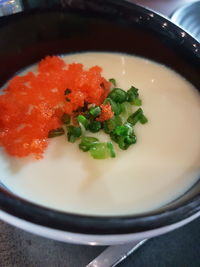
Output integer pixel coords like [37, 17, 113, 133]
[0, 0, 199, 239]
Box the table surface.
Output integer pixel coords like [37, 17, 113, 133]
[1, 218, 200, 267]
[1, 1, 200, 266]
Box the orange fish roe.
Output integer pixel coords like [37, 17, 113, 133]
[96, 104, 114, 122]
[0, 56, 111, 158]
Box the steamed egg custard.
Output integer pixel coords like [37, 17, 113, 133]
[0, 52, 200, 216]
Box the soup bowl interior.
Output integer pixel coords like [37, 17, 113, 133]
[0, 0, 199, 244]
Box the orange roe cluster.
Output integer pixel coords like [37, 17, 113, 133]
[97, 104, 114, 122]
[0, 56, 111, 158]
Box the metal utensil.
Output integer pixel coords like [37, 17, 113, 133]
[86, 239, 147, 267]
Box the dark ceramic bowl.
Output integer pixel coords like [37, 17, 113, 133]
[0, 0, 199, 245]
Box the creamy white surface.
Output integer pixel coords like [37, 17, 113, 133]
[1, 52, 200, 215]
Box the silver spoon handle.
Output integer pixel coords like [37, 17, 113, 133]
[86, 239, 147, 267]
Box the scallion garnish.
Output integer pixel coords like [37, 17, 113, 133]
[127, 108, 143, 126]
[79, 136, 99, 152]
[48, 128, 64, 138]
[61, 113, 71, 125]
[67, 126, 82, 143]
[139, 114, 148, 124]
[118, 134, 136, 150]
[50, 78, 147, 159]
[77, 115, 89, 129]
[127, 108, 148, 126]
[89, 106, 101, 117]
[126, 86, 142, 106]
[107, 142, 116, 158]
[118, 136, 129, 150]
[124, 135, 137, 145]
[104, 98, 122, 116]
[108, 88, 127, 103]
[114, 123, 133, 137]
[132, 98, 142, 106]
[89, 142, 116, 159]
[109, 78, 117, 87]
[110, 132, 119, 143]
[88, 121, 102, 133]
[103, 116, 122, 134]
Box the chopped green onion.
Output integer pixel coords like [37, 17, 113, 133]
[108, 88, 127, 103]
[110, 132, 120, 143]
[89, 106, 101, 117]
[84, 111, 92, 120]
[127, 108, 148, 126]
[103, 115, 122, 134]
[89, 142, 115, 159]
[127, 108, 143, 126]
[88, 121, 102, 133]
[117, 134, 136, 150]
[61, 83, 147, 159]
[48, 128, 64, 138]
[132, 98, 142, 106]
[114, 123, 133, 137]
[67, 126, 82, 143]
[124, 135, 137, 145]
[127, 86, 142, 106]
[139, 114, 148, 124]
[118, 136, 129, 150]
[109, 78, 117, 87]
[77, 115, 89, 129]
[107, 142, 116, 158]
[121, 102, 132, 114]
[64, 89, 71, 95]
[120, 102, 132, 122]
[114, 125, 127, 136]
[104, 98, 122, 116]
[79, 136, 99, 152]
[126, 86, 138, 101]
[61, 113, 70, 125]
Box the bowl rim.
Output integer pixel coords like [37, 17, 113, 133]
[0, 185, 200, 235]
[0, 0, 199, 235]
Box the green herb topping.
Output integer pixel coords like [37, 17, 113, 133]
[109, 78, 117, 87]
[48, 128, 65, 138]
[48, 79, 148, 159]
